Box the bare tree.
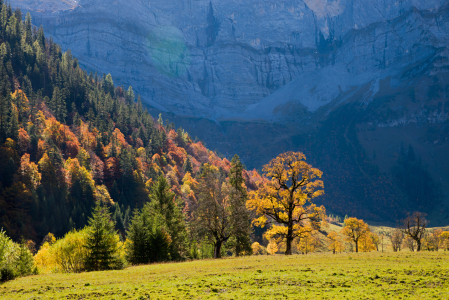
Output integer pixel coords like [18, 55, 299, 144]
[402, 236, 416, 252]
[389, 229, 404, 252]
[193, 164, 251, 258]
[400, 212, 427, 252]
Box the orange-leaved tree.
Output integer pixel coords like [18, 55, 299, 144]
[340, 217, 370, 253]
[440, 231, 449, 251]
[247, 151, 325, 255]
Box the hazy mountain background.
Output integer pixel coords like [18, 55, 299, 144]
[12, 0, 449, 223]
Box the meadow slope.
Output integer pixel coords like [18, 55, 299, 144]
[2, 252, 448, 299]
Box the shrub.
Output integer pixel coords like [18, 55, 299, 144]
[52, 229, 89, 273]
[0, 265, 18, 282]
[0, 230, 37, 282]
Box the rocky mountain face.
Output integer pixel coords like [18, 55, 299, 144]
[13, 0, 449, 222]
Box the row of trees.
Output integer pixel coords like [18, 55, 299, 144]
[330, 213, 449, 254]
[2, 148, 447, 282]
[28, 154, 253, 274]
[252, 219, 449, 255]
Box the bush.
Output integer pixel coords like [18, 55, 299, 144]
[0, 265, 18, 282]
[0, 231, 36, 282]
[52, 229, 89, 273]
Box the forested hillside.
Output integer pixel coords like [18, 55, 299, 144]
[0, 2, 262, 242]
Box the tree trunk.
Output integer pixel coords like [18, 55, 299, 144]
[235, 239, 241, 257]
[214, 240, 222, 258]
[285, 224, 293, 255]
[333, 249, 336, 254]
[416, 239, 421, 252]
[355, 240, 359, 253]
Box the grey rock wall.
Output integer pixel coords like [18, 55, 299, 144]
[13, 0, 449, 121]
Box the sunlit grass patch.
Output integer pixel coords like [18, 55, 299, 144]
[1, 251, 448, 299]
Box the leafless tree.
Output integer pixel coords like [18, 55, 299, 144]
[389, 229, 404, 252]
[193, 166, 250, 258]
[400, 212, 427, 251]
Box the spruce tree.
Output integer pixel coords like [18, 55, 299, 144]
[126, 205, 171, 264]
[183, 156, 193, 174]
[149, 176, 187, 261]
[126, 208, 151, 265]
[84, 202, 121, 271]
[16, 239, 37, 276]
[7, 102, 19, 140]
[227, 154, 253, 256]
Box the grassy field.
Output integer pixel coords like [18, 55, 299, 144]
[1, 251, 448, 299]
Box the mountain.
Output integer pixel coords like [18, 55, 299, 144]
[11, 0, 449, 222]
[0, 5, 262, 242]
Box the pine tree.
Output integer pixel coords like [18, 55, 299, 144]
[84, 202, 121, 271]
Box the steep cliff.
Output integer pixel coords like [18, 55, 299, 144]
[12, 0, 449, 222]
[15, 0, 448, 120]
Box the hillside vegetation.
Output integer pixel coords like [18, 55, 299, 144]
[0, 2, 261, 242]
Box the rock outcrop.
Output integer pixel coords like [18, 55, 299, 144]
[14, 0, 449, 121]
[11, 0, 449, 221]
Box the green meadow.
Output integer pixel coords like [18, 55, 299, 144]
[2, 251, 448, 299]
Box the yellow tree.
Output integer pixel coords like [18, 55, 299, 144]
[266, 240, 279, 255]
[359, 232, 376, 252]
[327, 232, 344, 254]
[340, 217, 370, 253]
[431, 229, 443, 251]
[297, 233, 319, 254]
[370, 232, 380, 251]
[439, 231, 449, 251]
[247, 152, 325, 255]
[251, 242, 265, 255]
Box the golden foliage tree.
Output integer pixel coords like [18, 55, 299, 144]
[370, 232, 380, 251]
[327, 232, 344, 254]
[251, 242, 265, 255]
[440, 231, 449, 251]
[296, 233, 319, 254]
[266, 240, 279, 255]
[247, 152, 325, 255]
[16, 153, 41, 190]
[359, 232, 376, 252]
[340, 217, 370, 253]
